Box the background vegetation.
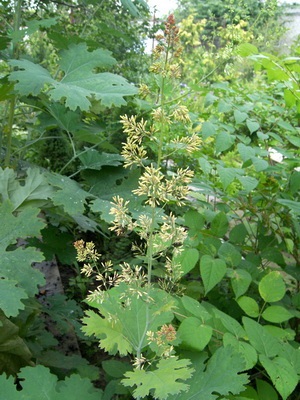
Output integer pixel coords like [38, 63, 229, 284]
[0, 0, 299, 399]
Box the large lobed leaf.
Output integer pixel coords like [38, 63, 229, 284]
[9, 43, 137, 111]
[168, 346, 249, 400]
[0, 201, 45, 317]
[82, 283, 175, 356]
[122, 357, 194, 399]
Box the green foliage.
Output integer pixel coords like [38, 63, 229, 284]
[122, 356, 194, 399]
[0, 365, 103, 399]
[9, 43, 137, 111]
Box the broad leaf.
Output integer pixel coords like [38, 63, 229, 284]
[223, 332, 257, 370]
[168, 346, 249, 399]
[258, 271, 286, 302]
[9, 43, 137, 111]
[229, 269, 252, 298]
[122, 357, 194, 399]
[262, 305, 293, 323]
[82, 284, 175, 355]
[200, 255, 227, 294]
[259, 355, 298, 400]
[0, 202, 45, 317]
[237, 296, 260, 318]
[243, 317, 281, 358]
[178, 317, 212, 351]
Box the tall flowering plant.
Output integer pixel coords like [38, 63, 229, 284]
[75, 15, 202, 399]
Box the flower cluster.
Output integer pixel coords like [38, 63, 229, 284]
[147, 324, 177, 358]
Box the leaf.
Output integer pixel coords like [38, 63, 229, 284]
[243, 317, 281, 358]
[229, 269, 252, 298]
[178, 317, 212, 351]
[168, 346, 249, 400]
[122, 356, 194, 399]
[102, 360, 131, 378]
[215, 132, 235, 153]
[9, 43, 137, 111]
[201, 121, 216, 139]
[256, 379, 278, 400]
[46, 172, 94, 215]
[262, 305, 293, 323]
[237, 296, 260, 318]
[223, 333, 257, 370]
[210, 212, 229, 237]
[200, 255, 227, 294]
[0, 202, 45, 317]
[258, 271, 286, 302]
[259, 355, 298, 400]
[277, 199, 300, 215]
[0, 313, 32, 375]
[234, 110, 248, 124]
[218, 242, 241, 267]
[237, 143, 255, 162]
[82, 284, 175, 356]
[237, 43, 258, 56]
[0, 167, 53, 211]
[79, 149, 123, 170]
[246, 119, 260, 134]
[0, 365, 103, 399]
[180, 296, 211, 321]
[217, 165, 239, 189]
[175, 248, 199, 275]
[237, 176, 259, 193]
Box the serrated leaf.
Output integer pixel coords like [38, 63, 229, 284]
[259, 355, 298, 400]
[79, 149, 123, 170]
[262, 305, 293, 323]
[122, 356, 194, 399]
[9, 43, 137, 111]
[0, 313, 32, 375]
[258, 271, 286, 302]
[0, 280, 27, 317]
[178, 317, 212, 351]
[82, 284, 175, 356]
[0, 365, 103, 399]
[200, 255, 227, 294]
[168, 346, 249, 400]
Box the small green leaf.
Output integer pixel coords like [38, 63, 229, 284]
[200, 255, 227, 294]
[262, 305, 293, 323]
[178, 317, 212, 351]
[238, 176, 259, 193]
[229, 223, 248, 244]
[215, 132, 235, 153]
[176, 248, 199, 275]
[234, 110, 248, 124]
[180, 296, 211, 321]
[259, 355, 298, 400]
[246, 119, 260, 134]
[201, 121, 216, 139]
[256, 379, 278, 400]
[259, 271, 286, 302]
[237, 43, 258, 56]
[237, 143, 256, 161]
[210, 212, 229, 237]
[237, 296, 259, 318]
[230, 269, 252, 299]
[218, 242, 242, 267]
